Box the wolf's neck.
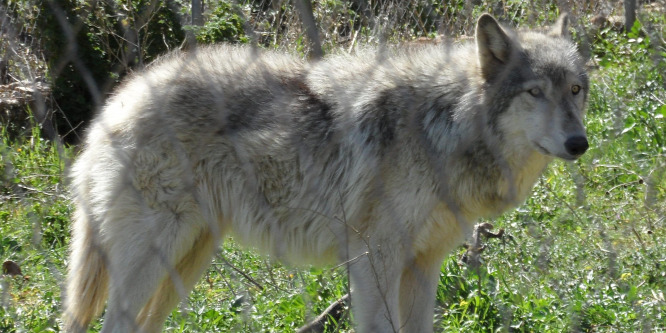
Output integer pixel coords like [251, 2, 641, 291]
[497, 142, 553, 211]
[440, 135, 552, 219]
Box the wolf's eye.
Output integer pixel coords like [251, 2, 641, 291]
[528, 87, 542, 97]
[571, 85, 581, 95]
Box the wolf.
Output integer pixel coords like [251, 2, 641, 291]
[63, 13, 589, 333]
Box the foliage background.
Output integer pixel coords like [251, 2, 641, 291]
[0, 0, 665, 332]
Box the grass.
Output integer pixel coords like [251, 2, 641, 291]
[1, 9, 665, 333]
[1, 125, 71, 331]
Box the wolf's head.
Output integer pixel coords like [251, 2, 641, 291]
[476, 14, 589, 161]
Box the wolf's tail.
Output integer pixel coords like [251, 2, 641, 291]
[62, 208, 109, 332]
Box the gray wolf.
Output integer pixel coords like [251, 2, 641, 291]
[63, 13, 589, 333]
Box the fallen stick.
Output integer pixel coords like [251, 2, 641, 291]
[297, 293, 350, 333]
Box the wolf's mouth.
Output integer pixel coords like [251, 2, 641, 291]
[533, 142, 551, 156]
[533, 142, 580, 160]
[534, 142, 581, 161]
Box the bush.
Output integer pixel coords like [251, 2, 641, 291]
[191, 1, 248, 44]
[31, 0, 185, 143]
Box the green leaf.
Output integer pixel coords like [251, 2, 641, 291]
[628, 19, 642, 39]
[621, 117, 636, 135]
[658, 104, 666, 119]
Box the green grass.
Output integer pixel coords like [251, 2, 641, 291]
[1, 11, 665, 333]
[1, 125, 71, 331]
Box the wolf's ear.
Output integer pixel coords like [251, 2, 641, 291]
[549, 13, 570, 39]
[476, 14, 514, 81]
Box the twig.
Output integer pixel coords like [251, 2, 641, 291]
[296, 293, 350, 333]
[463, 223, 502, 263]
[216, 254, 264, 291]
[330, 251, 368, 271]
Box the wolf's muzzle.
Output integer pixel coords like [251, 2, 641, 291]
[564, 135, 589, 157]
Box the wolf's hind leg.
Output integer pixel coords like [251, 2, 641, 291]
[99, 208, 209, 333]
[136, 227, 220, 332]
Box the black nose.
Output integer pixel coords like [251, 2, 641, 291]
[564, 135, 589, 156]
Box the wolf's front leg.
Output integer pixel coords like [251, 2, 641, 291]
[348, 247, 404, 333]
[397, 253, 444, 333]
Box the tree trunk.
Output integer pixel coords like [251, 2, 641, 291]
[624, 0, 636, 33]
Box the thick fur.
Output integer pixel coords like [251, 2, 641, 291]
[64, 14, 589, 333]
